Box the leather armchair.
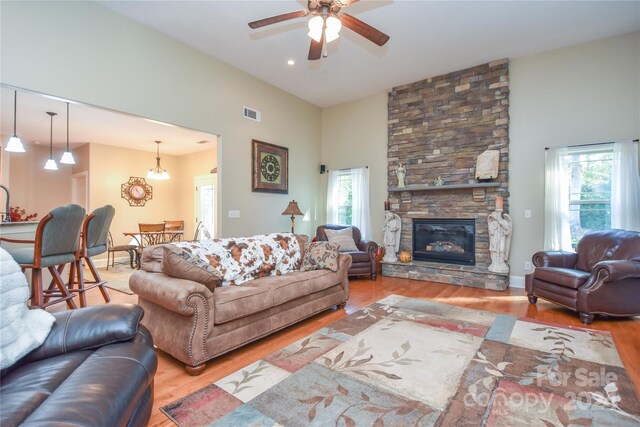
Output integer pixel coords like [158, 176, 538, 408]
[1, 304, 157, 427]
[526, 229, 640, 324]
[316, 224, 378, 280]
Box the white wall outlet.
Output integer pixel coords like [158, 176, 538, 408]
[524, 261, 533, 270]
[228, 210, 240, 218]
[524, 209, 532, 218]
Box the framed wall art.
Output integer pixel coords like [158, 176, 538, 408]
[252, 139, 288, 194]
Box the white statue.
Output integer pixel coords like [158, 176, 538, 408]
[396, 164, 406, 188]
[488, 210, 512, 273]
[383, 212, 401, 262]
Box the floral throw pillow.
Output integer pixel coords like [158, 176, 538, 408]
[300, 242, 340, 272]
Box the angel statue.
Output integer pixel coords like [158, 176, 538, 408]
[383, 211, 402, 263]
[396, 164, 406, 188]
[488, 210, 512, 273]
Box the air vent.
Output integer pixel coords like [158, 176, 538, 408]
[243, 106, 261, 123]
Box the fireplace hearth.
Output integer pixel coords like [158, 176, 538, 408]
[412, 219, 475, 266]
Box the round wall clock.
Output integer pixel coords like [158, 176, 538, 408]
[121, 177, 153, 207]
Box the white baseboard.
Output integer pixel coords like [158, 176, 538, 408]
[510, 275, 525, 288]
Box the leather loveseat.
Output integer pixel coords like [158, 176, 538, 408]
[316, 224, 378, 280]
[0, 304, 157, 427]
[526, 229, 640, 324]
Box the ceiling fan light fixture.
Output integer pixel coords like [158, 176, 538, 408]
[325, 16, 341, 33]
[325, 29, 340, 43]
[307, 15, 323, 42]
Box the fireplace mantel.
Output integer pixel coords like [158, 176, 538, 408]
[388, 182, 500, 192]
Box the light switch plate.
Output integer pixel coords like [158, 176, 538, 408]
[524, 209, 532, 218]
[228, 210, 240, 218]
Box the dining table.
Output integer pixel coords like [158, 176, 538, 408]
[123, 230, 185, 267]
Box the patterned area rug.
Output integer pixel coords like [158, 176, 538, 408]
[97, 265, 134, 295]
[162, 295, 640, 426]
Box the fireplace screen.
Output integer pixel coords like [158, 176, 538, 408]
[412, 219, 475, 266]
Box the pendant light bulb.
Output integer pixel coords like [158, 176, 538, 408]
[60, 102, 75, 164]
[5, 91, 25, 153]
[44, 112, 58, 171]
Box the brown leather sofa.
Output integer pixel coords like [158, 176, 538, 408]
[0, 304, 157, 427]
[526, 229, 640, 324]
[130, 244, 351, 375]
[316, 224, 378, 280]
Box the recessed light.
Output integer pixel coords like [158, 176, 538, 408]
[287, 59, 295, 66]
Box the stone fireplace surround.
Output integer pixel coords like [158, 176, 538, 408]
[382, 59, 510, 291]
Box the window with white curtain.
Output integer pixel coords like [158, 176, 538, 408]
[326, 167, 371, 239]
[544, 140, 640, 250]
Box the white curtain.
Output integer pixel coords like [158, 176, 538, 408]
[326, 170, 340, 224]
[544, 147, 572, 250]
[351, 167, 372, 239]
[611, 140, 640, 231]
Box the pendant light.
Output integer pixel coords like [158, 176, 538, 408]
[44, 112, 58, 171]
[5, 90, 25, 152]
[147, 141, 170, 180]
[59, 102, 75, 164]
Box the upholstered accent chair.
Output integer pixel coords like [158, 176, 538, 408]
[526, 229, 640, 324]
[0, 204, 85, 309]
[316, 224, 378, 280]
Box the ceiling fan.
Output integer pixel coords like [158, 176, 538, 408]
[248, 0, 390, 60]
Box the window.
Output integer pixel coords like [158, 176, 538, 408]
[566, 148, 613, 247]
[326, 167, 371, 239]
[544, 140, 640, 251]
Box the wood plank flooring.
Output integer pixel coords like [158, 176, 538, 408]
[67, 274, 640, 426]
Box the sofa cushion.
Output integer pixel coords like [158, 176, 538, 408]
[534, 267, 591, 289]
[300, 242, 340, 272]
[162, 245, 222, 292]
[263, 269, 343, 306]
[140, 245, 165, 273]
[344, 251, 370, 263]
[324, 227, 359, 252]
[214, 285, 272, 324]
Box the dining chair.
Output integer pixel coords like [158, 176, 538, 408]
[0, 204, 85, 309]
[163, 220, 184, 243]
[67, 205, 114, 307]
[138, 223, 166, 249]
[107, 232, 138, 270]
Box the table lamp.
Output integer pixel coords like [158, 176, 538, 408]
[282, 200, 303, 233]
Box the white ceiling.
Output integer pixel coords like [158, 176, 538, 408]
[0, 86, 216, 156]
[98, 0, 640, 108]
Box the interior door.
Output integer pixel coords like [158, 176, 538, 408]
[194, 174, 216, 238]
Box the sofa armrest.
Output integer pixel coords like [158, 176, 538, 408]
[532, 251, 578, 268]
[357, 239, 378, 258]
[129, 270, 213, 316]
[21, 304, 143, 364]
[590, 260, 640, 282]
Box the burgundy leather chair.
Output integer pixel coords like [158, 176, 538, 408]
[525, 229, 640, 324]
[316, 224, 378, 280]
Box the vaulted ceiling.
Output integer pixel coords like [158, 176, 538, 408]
[99, 1, 640, 107]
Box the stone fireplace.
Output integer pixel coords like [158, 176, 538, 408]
[382, 59, 510, 291]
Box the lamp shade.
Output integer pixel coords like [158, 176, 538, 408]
[282, 200, 304, 216]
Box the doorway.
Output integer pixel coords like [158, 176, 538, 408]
[194, 174, 216, 238]
[72, 171, 89, 209]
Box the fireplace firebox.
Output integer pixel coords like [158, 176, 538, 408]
[412, 219, 475, 266]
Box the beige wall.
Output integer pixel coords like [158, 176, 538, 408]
[6, 143, 72, 218]
[319, 32, 640, 285]
[320, 93, 388, 243]
[1, 1, 322, 238]
[509, 31, 640, 281]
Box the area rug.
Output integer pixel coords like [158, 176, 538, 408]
[162, 295, 640, 426]
[98, 265, 134, 295]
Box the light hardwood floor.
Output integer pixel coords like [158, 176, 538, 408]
[64, 274, 640, 427]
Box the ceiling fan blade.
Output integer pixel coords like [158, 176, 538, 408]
[308, 35, 324, 60]
[248, 10, 309, 29]
[335, 0, 359, 7]
[340, 13, 390, 46]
